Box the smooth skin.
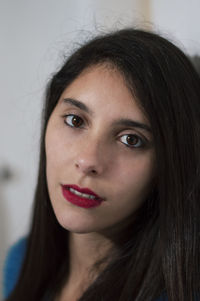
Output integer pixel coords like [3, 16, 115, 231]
[45, 64, 155, 300]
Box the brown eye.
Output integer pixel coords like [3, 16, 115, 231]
[65, 115, 84, 128]
[120, 134, 144, 148]
[127, 135, 139, 145]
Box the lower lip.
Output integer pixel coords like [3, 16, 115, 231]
[61, 186, 103, 208]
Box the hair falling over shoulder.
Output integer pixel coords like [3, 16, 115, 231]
[6, 28, 200, 301]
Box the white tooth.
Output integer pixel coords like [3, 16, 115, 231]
[69, 188, 96, 199]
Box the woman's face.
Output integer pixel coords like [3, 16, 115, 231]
[45, 65, 155, 235]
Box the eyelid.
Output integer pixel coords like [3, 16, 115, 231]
[119, 133, 145, 148]
[63, 114, 85, 128]
[64, 108, 93, 127]
[118, 127, 149, 141]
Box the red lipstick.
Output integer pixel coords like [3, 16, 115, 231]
[61, 184, 104, 208]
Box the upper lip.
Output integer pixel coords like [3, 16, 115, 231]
[62, 184, 104, 200]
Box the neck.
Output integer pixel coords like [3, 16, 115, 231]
[56, 222, 134, 301]
[68, 213, 137, 280]
[68, 232, 115, 281]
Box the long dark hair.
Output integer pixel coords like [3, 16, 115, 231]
[6, 28, 200, 301]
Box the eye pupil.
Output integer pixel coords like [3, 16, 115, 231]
[127, 135, 138, 145]
[72, 116, 83, 127]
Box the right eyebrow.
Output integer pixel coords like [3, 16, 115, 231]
[62, 98, 93, 115]
[113, 118, 152, 133]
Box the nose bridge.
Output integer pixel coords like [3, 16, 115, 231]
[74, 132, 110, 175]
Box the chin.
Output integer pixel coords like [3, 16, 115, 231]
[56, 214, 100, 234]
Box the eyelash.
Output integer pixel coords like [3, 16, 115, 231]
[63, 114, 85, 128]
[63, 114, 147, 149]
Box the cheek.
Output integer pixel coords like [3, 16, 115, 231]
[46, 138, 63, 168]
[119, 154, 154, 184]
[45, 123, 66, 188]
[114, 154, 155, 201]
[45, 124, 72, 169]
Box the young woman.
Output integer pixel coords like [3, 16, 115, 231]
[3, 28, 200, 301]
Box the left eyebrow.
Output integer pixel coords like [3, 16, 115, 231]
[113, 119, 152, 133]
[63, 98, 93, 115]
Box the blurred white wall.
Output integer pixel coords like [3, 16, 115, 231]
[151, 0, 200, 54]
[0, 0, 200, 298]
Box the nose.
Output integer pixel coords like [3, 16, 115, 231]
[74, 138, 108, 176]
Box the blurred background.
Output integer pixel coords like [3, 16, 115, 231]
[0, 0, 200, 297]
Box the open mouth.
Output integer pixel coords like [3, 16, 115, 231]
[68, 187, 99, 200]
[61, 184, 104, 208]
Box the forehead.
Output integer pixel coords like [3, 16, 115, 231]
[58, 64, 148, 124]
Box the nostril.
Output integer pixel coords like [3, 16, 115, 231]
[74, 152, 106, 175]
